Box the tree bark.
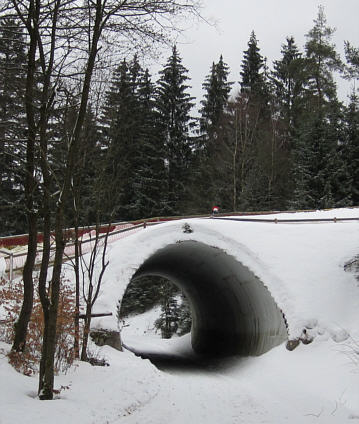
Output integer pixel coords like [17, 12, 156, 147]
[38, 203, 65, 399]
[80, 303, 92, 361]
[12, 1, 38, 353]
[38, 1, 103, 399]
[74, 223, 80, 359]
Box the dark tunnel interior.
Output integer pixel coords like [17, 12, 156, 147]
[131, 240, 287, 357]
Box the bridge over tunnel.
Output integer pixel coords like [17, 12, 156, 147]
[130, 240, 288, 357]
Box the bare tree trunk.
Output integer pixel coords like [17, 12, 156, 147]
[38, 218, 65, 399]
[74, 223, 80, 359]
[232, 108, 238, 212]
[80, 222, 110, 361]
[80, 291, 93, 361]
[12, 214, 36, 351]
[39, 3, 103, 399]
[12, 2, 38, 353]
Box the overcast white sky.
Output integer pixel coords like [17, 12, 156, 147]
[151, 0, 359, 109]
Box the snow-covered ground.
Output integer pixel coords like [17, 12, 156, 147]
[1, 326, 359, 423]
[1, 208, 359, 423]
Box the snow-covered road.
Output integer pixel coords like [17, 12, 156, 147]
[118, 339, 358, 424]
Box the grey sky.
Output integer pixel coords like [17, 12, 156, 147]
[152, 0, 359, 109]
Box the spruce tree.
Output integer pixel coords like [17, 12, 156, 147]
[156, 45, 195, 215]
[154, 283, 181, 339]
[240, 31, 267, 99]
[101, 57, 142, 220]
[0, 18, 27, 235]
[131, 69, 168, 218]
[199, 55, 232, 138]
[342, 42, 359, 205]
[235, 31, 275, 211]
[292, 114, 333, 209]
[74, 106, 104, 225]
[343, 93, 359, 204]
[271, 37, 306, 138]
[344, 41, 359, 80]
[304, 5, 342, 107]
[291, 6, 347, 209]
[102, 58, 169, 220]
[192, 55, 232, 212]
[268, 37, 307, 208]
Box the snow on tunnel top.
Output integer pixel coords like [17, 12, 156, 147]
[90, 207, 359, 344]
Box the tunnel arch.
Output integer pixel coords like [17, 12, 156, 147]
[131, 240, 287, 356]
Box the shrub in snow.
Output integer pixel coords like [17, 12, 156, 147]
[0, 276, 80, 376]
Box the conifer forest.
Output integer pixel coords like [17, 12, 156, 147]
[1, 6, 359, 237]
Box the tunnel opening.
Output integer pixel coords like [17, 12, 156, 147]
[128, 241, 287, 358]
[119, 274, 192, 339]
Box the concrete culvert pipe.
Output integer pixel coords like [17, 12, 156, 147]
[131, 240, 288, 356]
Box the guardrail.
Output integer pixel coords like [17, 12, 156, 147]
[3, 206, 359, 248]
[0, 209, 305, 248]
[0, 222, 158, 281]
[1, 207, 359, 281]
[212, 216, 359, 223]
[0, 248, 14, 281]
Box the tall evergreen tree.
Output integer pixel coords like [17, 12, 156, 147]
[156, 46, 195, 214]
[271, 37, 306, 139]
[154, 283, 181, 339]
[199, 55, 232, 138]
[344, 41, 359, 80]
[291, 6, 348, 209]
[292, 113, 337, 209]
[343, 92, 359, 205]
[234, 31, 276, 211]
[101, 57, 142, 220]
[191, 56, 232, 212]
[304, 5, 342, 107]
[73, 105, 104, 225]
[266, 37, 308, 208]
[101, 58, 168, 220]
[343, 42, 359, 206]
[131, 69, 168, 218]
[240, 31, 267, 99]
[0, 18, 27, 235]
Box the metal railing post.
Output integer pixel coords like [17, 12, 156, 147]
[9, 252, 13, 282]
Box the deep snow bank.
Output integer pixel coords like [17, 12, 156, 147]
[88, 208, 359, 353]
[0, 341, 163, 424]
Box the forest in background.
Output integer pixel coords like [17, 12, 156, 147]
[1, 6, 359, 237]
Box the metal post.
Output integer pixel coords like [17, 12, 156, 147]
[9, 252, 13, 282]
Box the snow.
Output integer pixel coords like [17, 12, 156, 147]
[92, 207, 359, 341]
[0, 341, 163, 424]
[1, 207, 359, 423]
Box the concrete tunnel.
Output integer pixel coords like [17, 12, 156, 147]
[130, 240, 288, 357]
